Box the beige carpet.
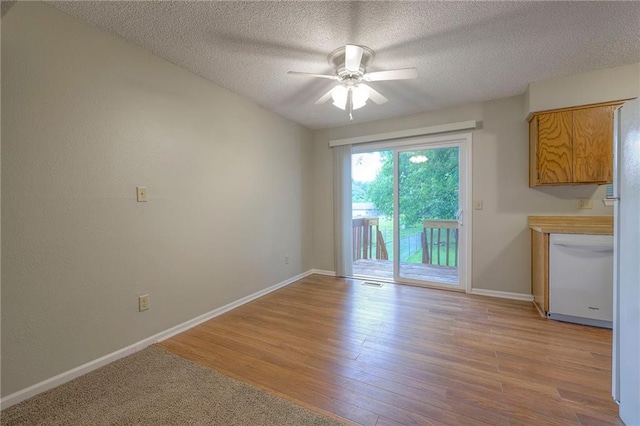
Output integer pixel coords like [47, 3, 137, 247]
[1, 346, 345, 425]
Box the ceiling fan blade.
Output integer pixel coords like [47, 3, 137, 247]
[360, 84, 388, 105]
[364, 68, 418, 82]
[345, 44, 364, 73]
[288, 71, 338, 80]
[314, 87, 336, 105]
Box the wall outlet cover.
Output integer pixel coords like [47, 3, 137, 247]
[577, 199, 593, 209]
[138, 294, 149, 311]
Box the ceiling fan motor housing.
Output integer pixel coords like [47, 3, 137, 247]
[337, 68, 365, 85]
[329, 45, 375, 81]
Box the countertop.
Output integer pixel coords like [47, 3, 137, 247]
[528, 215, 613, 235]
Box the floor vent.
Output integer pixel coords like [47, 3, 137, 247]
[361, 281, 383, 288]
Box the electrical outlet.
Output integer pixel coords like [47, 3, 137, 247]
[136, 187, 148, 202]
[139, 294, 149, 312]
[284, 255, 290, 265]
[577, 199, 593, 209]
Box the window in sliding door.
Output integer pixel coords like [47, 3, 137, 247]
[351, 150, 394, 280]
[397, 146, 460, 286]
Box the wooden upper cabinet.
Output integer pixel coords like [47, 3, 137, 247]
[536, 111, 573, 185]
[573, 106, 615, 183]
[529, 101, 621, 187]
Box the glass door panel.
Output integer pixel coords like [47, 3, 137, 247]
[351, 150, 394, 280]
[397, 147, 460, 286]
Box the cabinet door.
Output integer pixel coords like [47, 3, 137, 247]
[573, 105, 615, 184]
[537, 111, 573, 184]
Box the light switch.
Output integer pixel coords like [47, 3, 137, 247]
[474, 200, 483, 210]
[136, 187, 148, 202]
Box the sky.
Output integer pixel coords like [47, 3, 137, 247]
[352, 152, 382, 183]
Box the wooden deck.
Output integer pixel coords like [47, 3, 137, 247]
[353, 258, 458, 284]
[160, 274, 621, 425]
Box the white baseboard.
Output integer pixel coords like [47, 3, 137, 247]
[469, 288, 534, 302]
[0, 270, 314, 410]
[309, 269, 336, 276]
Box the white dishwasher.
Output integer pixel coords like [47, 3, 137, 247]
[548, 233, 613, 328]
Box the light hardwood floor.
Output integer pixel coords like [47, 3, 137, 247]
[159, 274, 621, 426]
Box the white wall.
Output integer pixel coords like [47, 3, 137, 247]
[1, 2, 313, 397]
[312, 95, 613, 296]
[525, 62, 640, 116]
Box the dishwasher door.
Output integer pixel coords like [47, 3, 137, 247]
[548, 233, 613, 328]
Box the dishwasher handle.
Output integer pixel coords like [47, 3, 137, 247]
[552, 241, 613, 253]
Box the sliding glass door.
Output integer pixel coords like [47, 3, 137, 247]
[397, 145, 461, 286]
[349, 135, 470, 290]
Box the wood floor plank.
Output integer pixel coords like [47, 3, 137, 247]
[158, 274, 621, 425]
[576, 411, 626, 426]
[441, 409, 500, 426]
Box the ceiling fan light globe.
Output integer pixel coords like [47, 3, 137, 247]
[331, 85, 348, 110]
[331, 85, 369, 111]
[352, 85, 369, 110]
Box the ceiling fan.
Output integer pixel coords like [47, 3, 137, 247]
[288, 44, 418, 120]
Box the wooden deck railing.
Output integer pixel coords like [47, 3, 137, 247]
[422, 219, 458, 266]
[353, 217, 388, 261]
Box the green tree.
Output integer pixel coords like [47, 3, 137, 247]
[351, 180, 369, 203]
[366, 148, 459, 227]
[366, 151, 394, 216]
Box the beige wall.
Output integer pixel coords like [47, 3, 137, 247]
[1, 2, 313, 396]
[525, 62, 640, 116]
[312, 95, 613, 295]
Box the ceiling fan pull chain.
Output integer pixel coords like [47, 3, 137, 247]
[348, 88, 354, 121]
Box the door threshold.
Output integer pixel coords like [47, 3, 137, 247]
[350, 274, 465, 293]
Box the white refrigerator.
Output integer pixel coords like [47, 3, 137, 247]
[612, 97, 640, 425]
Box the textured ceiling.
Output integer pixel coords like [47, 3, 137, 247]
[47, 1, 640, 130]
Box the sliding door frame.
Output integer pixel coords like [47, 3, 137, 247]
[352, 132, 473, 293]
